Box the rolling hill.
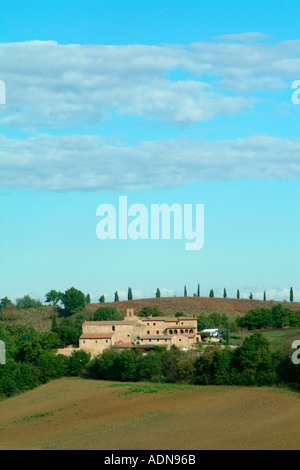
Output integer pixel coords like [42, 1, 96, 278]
[1, 297, 299, 333]
[86, 296, 300, 319]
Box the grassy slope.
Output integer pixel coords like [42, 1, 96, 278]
[1, 297, 299, 333]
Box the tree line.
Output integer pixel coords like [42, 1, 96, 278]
[0, 321, 90, 398]
[1, 319, 300, 399]
[83, 332, 300, 388]
[0, 285, 296, 318]
[1, 301, 300, 398]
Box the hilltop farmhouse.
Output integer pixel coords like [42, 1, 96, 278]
[58, 309, 206, 358]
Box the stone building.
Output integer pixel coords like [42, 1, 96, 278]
[78, 308, 202, 357]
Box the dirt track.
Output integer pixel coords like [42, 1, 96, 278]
[0, 378, 300, 450]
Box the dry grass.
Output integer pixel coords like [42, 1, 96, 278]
[2, 297, 299, 333]
[87, 297, 300, 320]
[1, 377, 300, 450]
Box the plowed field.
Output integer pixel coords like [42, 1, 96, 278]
[1, 378, 300, 450]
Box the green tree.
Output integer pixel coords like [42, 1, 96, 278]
[175, 311, 186, 318]
[223, 288, 227, 298]
[249, 292, 253, 300]
[0, 297, 13, 309]
[156, 288, 161, 298]
[114, 291, 119, 302]
[138, 306, 163, 317]
[184, 286, 187, 297]
[16, 295, 42, 309]
[232, 332, 277, 385]
[197, 284, 200, 297]
[128, 287, 133, 300]
[139, 352, 163, 380]
[61, 287, 87, 316]
[290, 287, 294, 302]
[99, 295, 105, 303]
[93, 306, 123, 321]
[209, 289, 214, 298]
[237, 289, 240, 299]
[88, 350, 122, 381]
[118, 349, 141, 381]
[68, 350, 90, 376]
[263, 291, 266, 302]
[161, 346, 182, 382]
[45, 290, 63, 306]
[52, 320, 80, 347]
[85, 294, 91, 304]
[224, 328, 230, 346]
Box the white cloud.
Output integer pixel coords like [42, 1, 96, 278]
[160, 288, 175, 297]
[2, 37, 300, 128]
[0, 133, 299, 192]
[218, 33, 270, 42]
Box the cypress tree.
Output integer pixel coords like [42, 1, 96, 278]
[264, 291, 266, 302]
[156, 288, 161, 298]
[290, 287, 294, 302]
[114, 291, 119, 302]
[128, 287, 133, 300]
[209, 289, 214, 298]
[249, 292, 253, 300]
[237, 289, 240, 299]
[197, 284, 200, 297]
[223, 288, 227, 298]
[184, 285, 187, 297]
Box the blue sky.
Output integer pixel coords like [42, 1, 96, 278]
[0, 0, 299, 303]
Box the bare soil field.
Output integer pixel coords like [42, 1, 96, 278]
[1, 378, 300, 450]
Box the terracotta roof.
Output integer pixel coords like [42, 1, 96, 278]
[140, 317, 196, 322]
[140, 335, 171, 340]
[113, 342, 132, 348]
[83, 320, 138, 326]
[80, 333, 113, 339]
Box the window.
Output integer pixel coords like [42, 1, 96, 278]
[106, 340, 108, 343]
[180, 329, 184, 334]
[156, 330, 159, 334]
[112, 326, 115, 331]
[147, 331, 150, 334]
[153, 323, 156, 326]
